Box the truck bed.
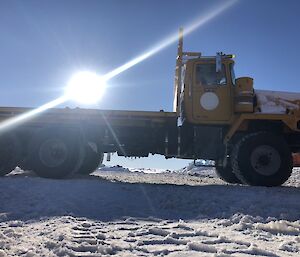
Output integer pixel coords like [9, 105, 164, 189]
[0, 107, 178, 127]
[0, 106, 179, 159]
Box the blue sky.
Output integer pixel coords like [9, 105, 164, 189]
[0, 0, 299, 169]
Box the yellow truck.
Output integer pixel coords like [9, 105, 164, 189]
[0, 29, 299, 186]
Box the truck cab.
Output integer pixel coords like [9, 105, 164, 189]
[174, 48, 255, 126]
[182, 55, 236, 124]
[172, 29, 300, 187]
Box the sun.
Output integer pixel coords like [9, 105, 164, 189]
[65, 71, 107, 104]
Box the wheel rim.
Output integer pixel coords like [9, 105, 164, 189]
[39, 139, 69, 168]
[250, 145, 281, 176]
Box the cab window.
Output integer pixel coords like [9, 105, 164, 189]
[230, 63, 236, 85]
[195, 63, 226, 86]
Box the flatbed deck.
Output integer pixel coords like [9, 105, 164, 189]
[0, 107, 178, 127]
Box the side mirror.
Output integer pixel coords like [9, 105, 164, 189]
[216, 52, 222, 73]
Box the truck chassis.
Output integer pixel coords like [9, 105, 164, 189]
[1, 29, 300, 187]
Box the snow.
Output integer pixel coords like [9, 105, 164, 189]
[256, 90, 300, 114]
[0, 166, 299, 256]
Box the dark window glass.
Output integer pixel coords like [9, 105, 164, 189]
[196, 63, 226, 86]
[230, 63, 236, 85]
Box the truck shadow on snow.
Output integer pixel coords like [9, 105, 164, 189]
[0, 171, 299, 223]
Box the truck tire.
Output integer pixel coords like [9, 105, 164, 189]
[77, 144, 104, 175]
[28, 128, 84, 179]
[215, 163, 241, 184]
[0, 133, 21, 176]
[231, 132, 293, 186]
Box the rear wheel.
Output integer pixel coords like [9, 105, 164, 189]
[0, 133, 21, 176]
[28, 128, 84, 179]
[77, 144, 104, 175]
[231, 132, 292, 186]
[215, 162, 241, 184]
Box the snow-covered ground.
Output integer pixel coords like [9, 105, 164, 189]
[0, 166, 300, 256]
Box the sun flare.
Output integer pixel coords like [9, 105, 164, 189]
[65, 71, 107, 104]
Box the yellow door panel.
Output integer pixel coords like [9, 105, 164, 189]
[192, 62, 232, 122]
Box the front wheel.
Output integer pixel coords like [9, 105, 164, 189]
[231, 132, 292, 186]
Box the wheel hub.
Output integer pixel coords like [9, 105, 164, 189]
[39, 139, 68, 168]
[250, 145, 281, 176]
[258, 155, 270, 166]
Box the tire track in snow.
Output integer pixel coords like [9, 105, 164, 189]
[0, 168, 299, 256]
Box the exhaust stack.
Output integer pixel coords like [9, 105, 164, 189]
[173, 28, 184, 114]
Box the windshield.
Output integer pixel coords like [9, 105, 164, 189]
[195, 63, 226, 86]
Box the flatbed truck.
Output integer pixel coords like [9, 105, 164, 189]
[1, 29, 300, 186]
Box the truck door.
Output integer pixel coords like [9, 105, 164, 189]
[192, 62, 232, 122]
